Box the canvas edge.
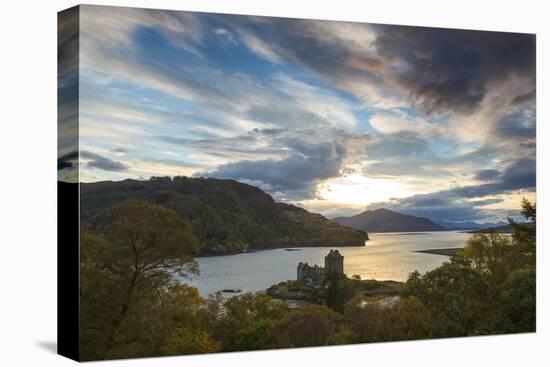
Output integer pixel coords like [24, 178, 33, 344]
[57, 4, 81, 362]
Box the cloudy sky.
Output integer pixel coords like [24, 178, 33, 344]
[58, 5, 536, 223]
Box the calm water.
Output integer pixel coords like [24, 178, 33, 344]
[180, 231, 471, 296]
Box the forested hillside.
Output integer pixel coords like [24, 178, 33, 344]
[77, 177, 368, 255]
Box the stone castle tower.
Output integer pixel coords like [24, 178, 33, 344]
[296, 250, 345, 285]
[324, 249, 344, 277]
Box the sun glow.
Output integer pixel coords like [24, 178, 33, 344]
[318, 174, 415, 206]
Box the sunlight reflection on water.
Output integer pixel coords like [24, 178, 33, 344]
[181, 231, 471, 296]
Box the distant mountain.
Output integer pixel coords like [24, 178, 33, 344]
[333, 208, 446, 233]
[435, 220, 508, 230]
[468, 224, 514, 234]
[468, 222, 532, 234]
[76, 177, 368, 255]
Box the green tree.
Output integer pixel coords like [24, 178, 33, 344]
[209, 293, 288, 351]
[163, 327, 220, 356]
[460, 232, 517, 285]
[343, 295, 431, 343]
[325, 274, 355, 313]
[80, 200, 200, 360]
[403, 260, 491, 337]
[501, 266, 536, 332]
[404, 199, 536, 336]
[275, 304, 340, 347]
[509, 198, 536, 264]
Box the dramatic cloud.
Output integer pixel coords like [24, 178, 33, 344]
[199, 128, 371, 200]
[58, 151, 79, 171]
[494, 111, 536, 140]
[369, 158, 535, 222]
[81, 151, 128, 172]
[68, 6, 536, 222]
[366, 132, 428, 160]
[368, 111, 439, 136]
[206, 143, 345, 199]
[58, 150, 128, 172]
[474, 169, 501, 182]
[58, 7, 79, 182]
[225, 16, 535, 117]
[364, 137, 497, 181]
[372, 26, 535, 114]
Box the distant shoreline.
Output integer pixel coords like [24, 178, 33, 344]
[195, 243, 368, 258]
[415, 248, 462, 257]
[375, 232, 430, 236]
[196, 232, 468, 258]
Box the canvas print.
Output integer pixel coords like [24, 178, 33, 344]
[58, 5, 536, 361]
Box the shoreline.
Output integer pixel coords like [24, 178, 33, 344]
[415, 248, 462, 257]
[196, 230, 468, 258]
[196, 242, 368, 258]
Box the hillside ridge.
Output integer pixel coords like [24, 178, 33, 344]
[333, 208, 446, 233]
[73, 177, 368, 255]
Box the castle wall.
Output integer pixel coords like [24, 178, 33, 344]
[297, 250, 345, 285]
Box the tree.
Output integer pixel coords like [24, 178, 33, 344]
[520, 198, 536, 223]
[501, 199, 536, 332]
[325, 274, 355, 313]
[209, 293, 288, 352]
[80, 200, 199, 360]
[403, 260, 491, 337]
[343, 295, 431, 343]
[163, 328, 220, 356]
[509, 198, 536, 263]
[501, 266, 536, 332]
[275, 304, 340, 347]
[404, 199, 537, 336]
[460, 232, 518, 285]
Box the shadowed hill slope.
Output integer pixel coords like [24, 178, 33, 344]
[333, 208, 446, 233]
[76, 177, 368, 255]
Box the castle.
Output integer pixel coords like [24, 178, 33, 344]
[297, 249, 345, 286]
